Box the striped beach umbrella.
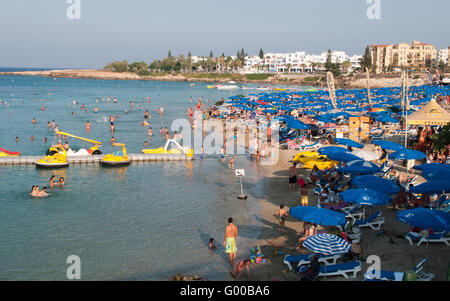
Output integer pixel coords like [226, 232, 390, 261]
[303, 233, 352, 256]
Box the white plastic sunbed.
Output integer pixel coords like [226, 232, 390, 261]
[405, 231, 450, 246]
[364, 258, 434, 281]
[297, 261, 362, 279]
[283, 253, 342, 270]
[298, 141, 322, 151]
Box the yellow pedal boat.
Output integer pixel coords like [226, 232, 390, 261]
[101, 143, 130, 167]
[35, 145, 69, 168]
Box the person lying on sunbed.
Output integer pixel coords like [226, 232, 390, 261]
[296, 222, 316, 250]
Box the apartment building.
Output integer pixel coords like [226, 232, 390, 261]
[370, 41, 436, 73]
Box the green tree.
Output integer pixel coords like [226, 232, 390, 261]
[431, 123, 450, 153]
[128, 61, 148, 73]
[259, 49, 264, 59]
[325, 50, 341, 76]
[104, 60, 129, 72]
[360, 46, 372, 71]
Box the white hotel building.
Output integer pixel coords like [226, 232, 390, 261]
[243, 51, 362, 74]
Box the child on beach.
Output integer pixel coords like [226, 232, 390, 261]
[229, 156, 235, 169]
[232, 259, 250, 279]
[209, 238, 216, 249]
[276, 204, 289, 232]
[300, 183, 309, 206]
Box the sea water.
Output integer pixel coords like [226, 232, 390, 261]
[0, 74, 301, 280]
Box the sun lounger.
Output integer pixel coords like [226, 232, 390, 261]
[364, 258, 434, 281]
[405, 231, 450, 246]
[297, 261, 361, 279]
[354, 211, 385, 230]
[338, 204, 361, 215]
[283, 253, 342, 270]
[298, 141, 322, 151]
[345, 205, 365, 221]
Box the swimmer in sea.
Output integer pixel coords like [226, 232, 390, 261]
[30, 185, 37, 197]
[32, 118, 36, 124]
[86, 121, 91, 131]
[58, 177, 65, 188]
[38, 186, 48, 197]
[49, 175, 56, 188]
[15, 137, 19, 142]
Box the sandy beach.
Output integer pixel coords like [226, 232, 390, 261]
[239, 148, 449, 281]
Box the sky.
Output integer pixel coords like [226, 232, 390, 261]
[0, 0, 449, 68]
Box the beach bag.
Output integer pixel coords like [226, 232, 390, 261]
[300, 255, 320, 281]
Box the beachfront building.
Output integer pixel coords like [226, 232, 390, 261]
[437, 48, 448, 66]
[244, 50, 361, 74]
[370, 41, 437, 73]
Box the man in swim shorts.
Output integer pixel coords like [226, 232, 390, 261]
[289, 162, 297, 192]
[224, 217, 237, 269]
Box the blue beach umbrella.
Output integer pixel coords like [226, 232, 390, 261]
[339, 188, 391, 206]
[409, 181, 450, 195]
[352, 175, 400, 195]
[290, 206, 347, 227]
[420, 169, 450, 182]
[397, 208, 450, 231]
[325, 151, 363, 163]
[318, 146, 349, 155]
[389, 149, 426, 160]
[303, 233, 352, 256]
[335, 138, 364, 149]
[372, 140, 406, 151]
[413, 163, 450, 172]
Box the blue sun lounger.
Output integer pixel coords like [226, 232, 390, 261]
[354, 211, 385, 230]
[405, 231, 450, 246]
[297, 261, 362, 279]
[283, 253, 342, 270]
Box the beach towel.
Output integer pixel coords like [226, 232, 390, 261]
[225, 237, 237, 254]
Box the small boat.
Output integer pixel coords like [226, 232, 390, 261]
[142, 139, 193, 157]
[190, 84, 196, 86]
[101, 143, 130, 167]
[57, 131, 103, 156]
[206, 85, 216, 89]
[273, 88, 288, 91]
[35, 145, 69, 168]
[216, 84, 239, 90]
[0, 148, 20, 157]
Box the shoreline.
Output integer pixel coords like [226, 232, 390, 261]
[0, 69, 430, 89]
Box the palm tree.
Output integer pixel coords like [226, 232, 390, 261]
[301, 63, 307, 73]
[286, 63, 292, 73]
[342, 60, 352, 74]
